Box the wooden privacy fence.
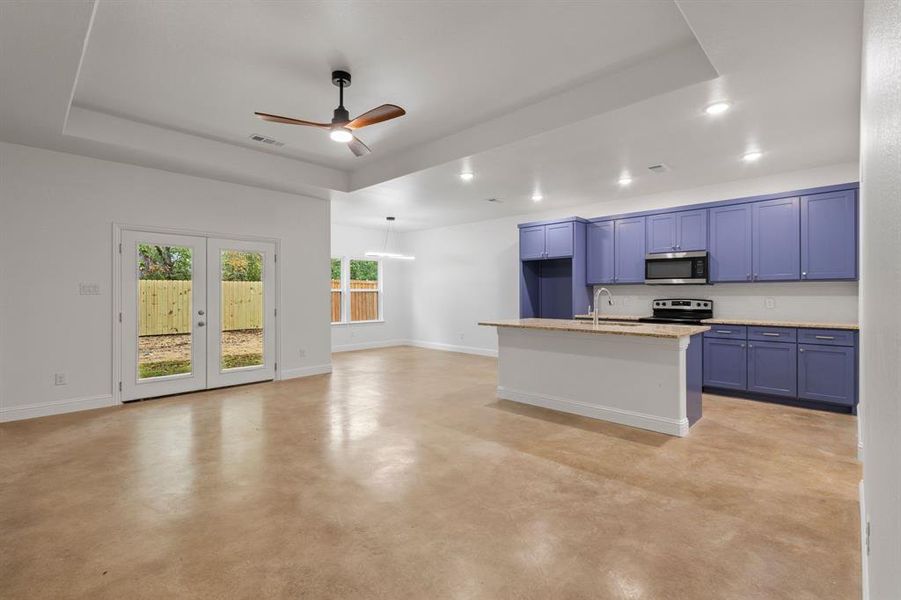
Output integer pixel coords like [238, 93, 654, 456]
[331, 279, 379, 322]
[139, 280, 263, 335]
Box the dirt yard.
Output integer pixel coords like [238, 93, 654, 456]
[139, 329, 263, 362]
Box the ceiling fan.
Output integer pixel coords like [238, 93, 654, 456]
[254, 70, 405, 157]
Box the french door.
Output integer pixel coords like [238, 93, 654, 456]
[120, 230, 276, 401]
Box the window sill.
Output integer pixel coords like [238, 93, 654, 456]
[331, 320, 385, 326]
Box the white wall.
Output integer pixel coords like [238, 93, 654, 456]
[586, 282, 858, 323]
[330, 223, 410, 351]
[859, 1, 901, 597]
[402, 162, 860, 355]
[0, 142, 332, 421]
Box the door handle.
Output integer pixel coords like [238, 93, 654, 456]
[197, 321, 206, 327]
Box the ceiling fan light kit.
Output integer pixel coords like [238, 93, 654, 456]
[254, 70, 405, 157]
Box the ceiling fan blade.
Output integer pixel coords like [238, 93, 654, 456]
[346, 104, 406, 130]
[254, 112, 330, 128]
[347, 136, 371, 157]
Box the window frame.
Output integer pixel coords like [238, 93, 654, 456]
[331, 256, 383, 325]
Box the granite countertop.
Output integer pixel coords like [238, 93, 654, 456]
[573, 314, 859, 331]
[478, 318, 709, 339]
[701, 318, 859, 330]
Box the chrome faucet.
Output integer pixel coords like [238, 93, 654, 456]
[593, 287, 614, 327]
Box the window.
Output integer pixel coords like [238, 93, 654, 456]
[331, 258, 342, 323]
[330, 257, 382, 323]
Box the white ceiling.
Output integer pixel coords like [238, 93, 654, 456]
[73, 1, 699, 169]
[0, 1, 862, 231]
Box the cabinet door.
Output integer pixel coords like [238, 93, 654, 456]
[676, 209, 708, 251]
[709, 204, 752, 282]
[519, 225, 546, 261]
[614, 217, 646, 283]
[645, 213, 677, 254]
[800, 190, 857, 280]
[544, 222, 574, 259]
[798, 344, 855, 405]
[587, 221, 615, 284]
[747, 341, 797, 397]
[703, 338, 747, 390]
[752, 197, 800, 281]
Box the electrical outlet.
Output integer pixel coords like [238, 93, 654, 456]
[78, 283, 101, 295]
[298, 349, 306, 358]
[458, 332, 465, 341]
[765, 297, 776, 309]
[54, 373, 67, 386]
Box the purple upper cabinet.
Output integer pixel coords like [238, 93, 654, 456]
[801, 190, 858, 280]
[544, 221, 574, 259]
[646, 213, 677, 254]
[614, 216, 646, 283]
[676, 209, 708, 252]
[587, 220, 615, 284]
[519, 225, 546, 261]
[709, 204, 753, 282]
[752, 197, 800, 281]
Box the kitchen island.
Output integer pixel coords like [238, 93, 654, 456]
[479, 319, 709, 436]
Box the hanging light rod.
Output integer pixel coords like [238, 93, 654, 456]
[365, 217, 416, 261]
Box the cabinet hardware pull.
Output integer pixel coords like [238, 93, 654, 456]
[716, 330, 733, 334]
[799, 348, 805, 352]
[815, 335, 835, 340]
[762, 332, 780, 336]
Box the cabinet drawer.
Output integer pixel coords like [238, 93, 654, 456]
[703, 325, 747, 340]
[748, 326, 797, 343]
[797, 328, 856, 347]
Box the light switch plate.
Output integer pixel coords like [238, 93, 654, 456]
[79, 283, 101, 295]
[765, 297, 776, 309]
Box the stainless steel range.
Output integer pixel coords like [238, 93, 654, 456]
[638, 298, 713, 325]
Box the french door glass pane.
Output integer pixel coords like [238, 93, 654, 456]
[220, 249, 264, 370]
[137, 244, 193, 379]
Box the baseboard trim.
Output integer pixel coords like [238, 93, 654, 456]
[497, 386, 688, 437]
[405, 340, 498, 357]
[280, 364, 332, 380]
[332, 339, 406, 353]
[0, 394, 116, 423]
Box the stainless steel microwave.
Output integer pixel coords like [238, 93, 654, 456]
[645, 251, 709, 285]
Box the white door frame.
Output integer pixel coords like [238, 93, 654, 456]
[112, 223, 282, 404]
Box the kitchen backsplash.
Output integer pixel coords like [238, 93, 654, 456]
[589, 281, 858, 323]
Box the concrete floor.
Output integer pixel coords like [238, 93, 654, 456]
[0, 347, 861, 599]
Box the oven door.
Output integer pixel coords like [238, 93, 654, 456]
[644, 251, 708, 284]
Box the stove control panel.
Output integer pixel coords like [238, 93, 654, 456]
[652, 299, 713, 310]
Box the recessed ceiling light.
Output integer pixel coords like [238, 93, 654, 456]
[532, 193, 543, 202]
[618, 176, 633, 186]
[742, 151, 763, 162]
[705, 102, 731, 115]
[329, 127, 353, 143]
[460, 172, 474, 181]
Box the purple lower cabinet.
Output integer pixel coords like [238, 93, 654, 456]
[703, 337, 747, 390]
[747, 340, 797, 397]
[798, 343, 856, 406]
